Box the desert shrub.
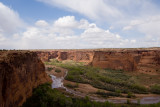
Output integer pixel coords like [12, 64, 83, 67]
[96, 90, 121, 98]
[137, 99, 140, 105]
[22, 83, 117, 107]
[140, 102, 160, 107]
[128, 84, 148, 93]
[115, 89, 122, 94]
[45, 60, 149, 94]
[96, 90, 108, 98]
[55, 68, 61, 73]
[65, 75, 74, 81]
[127, 99, 131, 104]
[47, 67, 53, 71]
[65, 83, 79, 89]
[65, 65, 148, 94]
[127, 92, 135, 98]
[22, 83, 160, 107]
[50, 59, 59, 63]
[22, 83, 73, 107]
[150, 84, 160, 94]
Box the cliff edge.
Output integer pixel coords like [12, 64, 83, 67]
[0, 51, 51, 107]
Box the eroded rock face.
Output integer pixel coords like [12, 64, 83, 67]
[58, 51, 94, 64]
[0, 51, 51, 107]
[36, 48, 160, 74]
[37, 50, 94, 64]
[91, 51, 136, 71]
[91, 50, 160, 73]
[136, 50, 160, 74]
[36, 51, 58, 62]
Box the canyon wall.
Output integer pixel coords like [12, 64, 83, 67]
[0, 51, 51, 107]
[36, 48, 160, 74]
[36, 50, 94, 64]
[91, 50, 160, 73]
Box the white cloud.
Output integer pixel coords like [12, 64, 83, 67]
[122, 15, 160, 47]
[116, 34, 121, 39]
[80, 25, 128, 48]
[109, 26, 114, 30]
[35, 20, 49, 27]
[1, 0, 160, 49]
[78, 19, 89, 29]
[0, 33, 5, 41]
[123, 15, 160, 38]
[1, 0, 160, 50]
[36, 0, 160, 47]
[0, 2, 24, 34]
[37, 0, 122, 22]
[130, 39, 136, 43]
[37, 0, 160, 25]
[123, 26, 132, 31]
[138, 16, 160, 37]
[54, 16, 78, 28]
[51, 16, 79, 36]
[0, 15, 138, 49]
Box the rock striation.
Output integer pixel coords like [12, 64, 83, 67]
[36, 48, 160, 74]
[0, 51, 51, 107]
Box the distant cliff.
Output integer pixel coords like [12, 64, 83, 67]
[0, 51, 51, 107]
[36, 48, 160, 74]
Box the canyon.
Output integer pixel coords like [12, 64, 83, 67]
[0, 51, 51, 107]
[36, 48, 160, 74]
[0, 48, 160, 107]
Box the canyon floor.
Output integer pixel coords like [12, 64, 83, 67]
[44, 59, 160, 104]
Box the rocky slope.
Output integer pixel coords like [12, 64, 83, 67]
[36, 48, 160, 74]
[0, 51, 51, 107]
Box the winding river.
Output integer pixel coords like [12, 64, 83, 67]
[51, 71, 160, 104]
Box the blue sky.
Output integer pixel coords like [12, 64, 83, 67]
[0, 0, 160, 49]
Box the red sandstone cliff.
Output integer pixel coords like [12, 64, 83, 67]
[91, 50, 160, 73]
[36, 50, 94, 64]
[36, 48, 160, 74]
[0, 51, 51, 107]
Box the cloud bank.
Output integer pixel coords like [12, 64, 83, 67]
[0, 15, 137, 49]
[37, 0, 122, 22]
[0, 1, 160, 49]
[0, 2, 23, 34]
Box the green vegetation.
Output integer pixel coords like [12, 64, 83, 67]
[127, 92, 135, 98]
[140, 103, 160, 107]
[137, 99, 141, 105]
[45, 59, 85, 67]
[22, 83, 72, 107]
[49, 59, 60, 64]
[45, 60, 148, 94]
[127, 99, 131, 104]
[65, 83, 79, 89]
[150, 84, 160, 94]
[22, 83, 160, 107]
[47, 67, 53, 71]
[55, 68, 61, 73]
[96, 90, 122, 98]
[21, 83, 117, 107]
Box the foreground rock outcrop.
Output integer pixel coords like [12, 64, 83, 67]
[36, 48, 160, 74]
[0, 51, 51, 107]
